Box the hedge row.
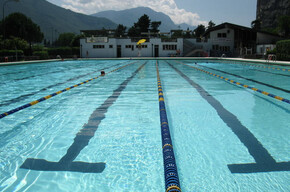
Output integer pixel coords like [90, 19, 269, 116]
[33, 51, 49, 60]
[276, 39, 290, 61]
[47, 47, 80, 56]
[0, 50, 24, 57]
[0, 47, 80, 58]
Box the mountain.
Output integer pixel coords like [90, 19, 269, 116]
[178, 23, 196, 31]
[0, 0, 117, 42]
[92, 7, 194, 32]
[256, 0, 290, 29]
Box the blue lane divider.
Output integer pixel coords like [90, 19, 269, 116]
[0, 61, 137, 119]
[156, 61, 182, 192]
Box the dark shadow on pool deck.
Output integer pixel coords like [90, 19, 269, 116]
[167, 61, 290, 174]
[20, 61, 146, 173]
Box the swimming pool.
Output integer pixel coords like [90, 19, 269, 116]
[0, 59, 289, 191]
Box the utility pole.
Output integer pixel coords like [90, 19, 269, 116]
[51, 27, 54, 47]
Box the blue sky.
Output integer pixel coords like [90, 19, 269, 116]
[46, 0, 257, 27]
[175, 0, 257, 26]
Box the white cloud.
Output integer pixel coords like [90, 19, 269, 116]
[61, 0, 207, 26]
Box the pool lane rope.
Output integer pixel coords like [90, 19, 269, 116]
[0, 61, 138, 119]
[175, 61, 290, 104]
[156, 61, 182, 192]
[238, 62, 290, 72]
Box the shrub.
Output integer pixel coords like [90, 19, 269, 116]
[32, 44, 45, 52]
[33, 51, 49, 59]
[0, 37, 28, 50]
[48, 47, 72, 56]
[276, 39, 290, 61]
[267, 47, 277, 55]
[47, 47, 80, 57]
[72, 47, 80, 55]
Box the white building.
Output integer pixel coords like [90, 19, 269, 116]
[256, 31, 283, 56]
[80, 37, 183, 58]
[79, 22, 283, 58]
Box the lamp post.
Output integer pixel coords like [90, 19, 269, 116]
[2, 0, 20, 39]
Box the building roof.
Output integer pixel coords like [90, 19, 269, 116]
[204, 22, 281, 37]
[204, 22, 253, 36]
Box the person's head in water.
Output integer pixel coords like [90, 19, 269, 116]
[101, 71, 105, 76]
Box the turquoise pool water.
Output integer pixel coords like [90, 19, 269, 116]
[0, 60, 289, 191]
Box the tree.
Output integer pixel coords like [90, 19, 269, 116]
[3, 13, 43, 45]
[115, 24, 127, 37]
[251, 19, 261, 30]
[193, 24, 206, 38]
[70, 34, 85, 47]
[128, 25, 140, 37]
[277, 15, 290, 37]
[208, 20, 216, 29]
[127, 14, 152, 37]
[98, 27, 108, 36]
[137, 14, 151, 34]
[57, 33, 75, 47]
[0, 36, 28, 50]
[151, 21, 161, 36]
[183, 27, 191, 38]
[171, 30, 183, 38]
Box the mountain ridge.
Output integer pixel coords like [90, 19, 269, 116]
[0, 0, 117, 42]
[92, 7, 196, 32]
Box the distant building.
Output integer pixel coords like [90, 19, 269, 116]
[80, 36, 183, 58]
[204, 23, 256, 57]
[202, 22, 282, 57]
[79, 22, 282, 58]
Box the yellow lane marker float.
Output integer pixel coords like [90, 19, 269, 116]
[175, 61, 290, 104]
[0, 61, 138, 119]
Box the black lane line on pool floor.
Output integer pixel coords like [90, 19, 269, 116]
[2, 61, 111, 82]
[0, 62, 126, 108]
[167, 61, 290, 174]
[196, 64, 290, 94]
[251, 68, 290, 77]
[20, 62, 147, 173]
[6, 68, 74, 82]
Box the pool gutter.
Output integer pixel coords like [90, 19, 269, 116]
[1, 57, 289, 66]
[0, 59, 62, 66]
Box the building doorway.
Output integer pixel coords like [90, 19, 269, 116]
[117, 45, 121, 57]
[154, 45, 159, 57]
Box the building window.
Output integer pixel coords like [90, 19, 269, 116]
[136, 45, 148, 48]
[217, 33, 227, 38]
[93, 45, 105, 49]
[163, 44, 177, 50]
[126, 45, 136, 50]
[109, 45, 113, 48]
[126, 45, 133, 48]
[212, 45, 219, 50]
